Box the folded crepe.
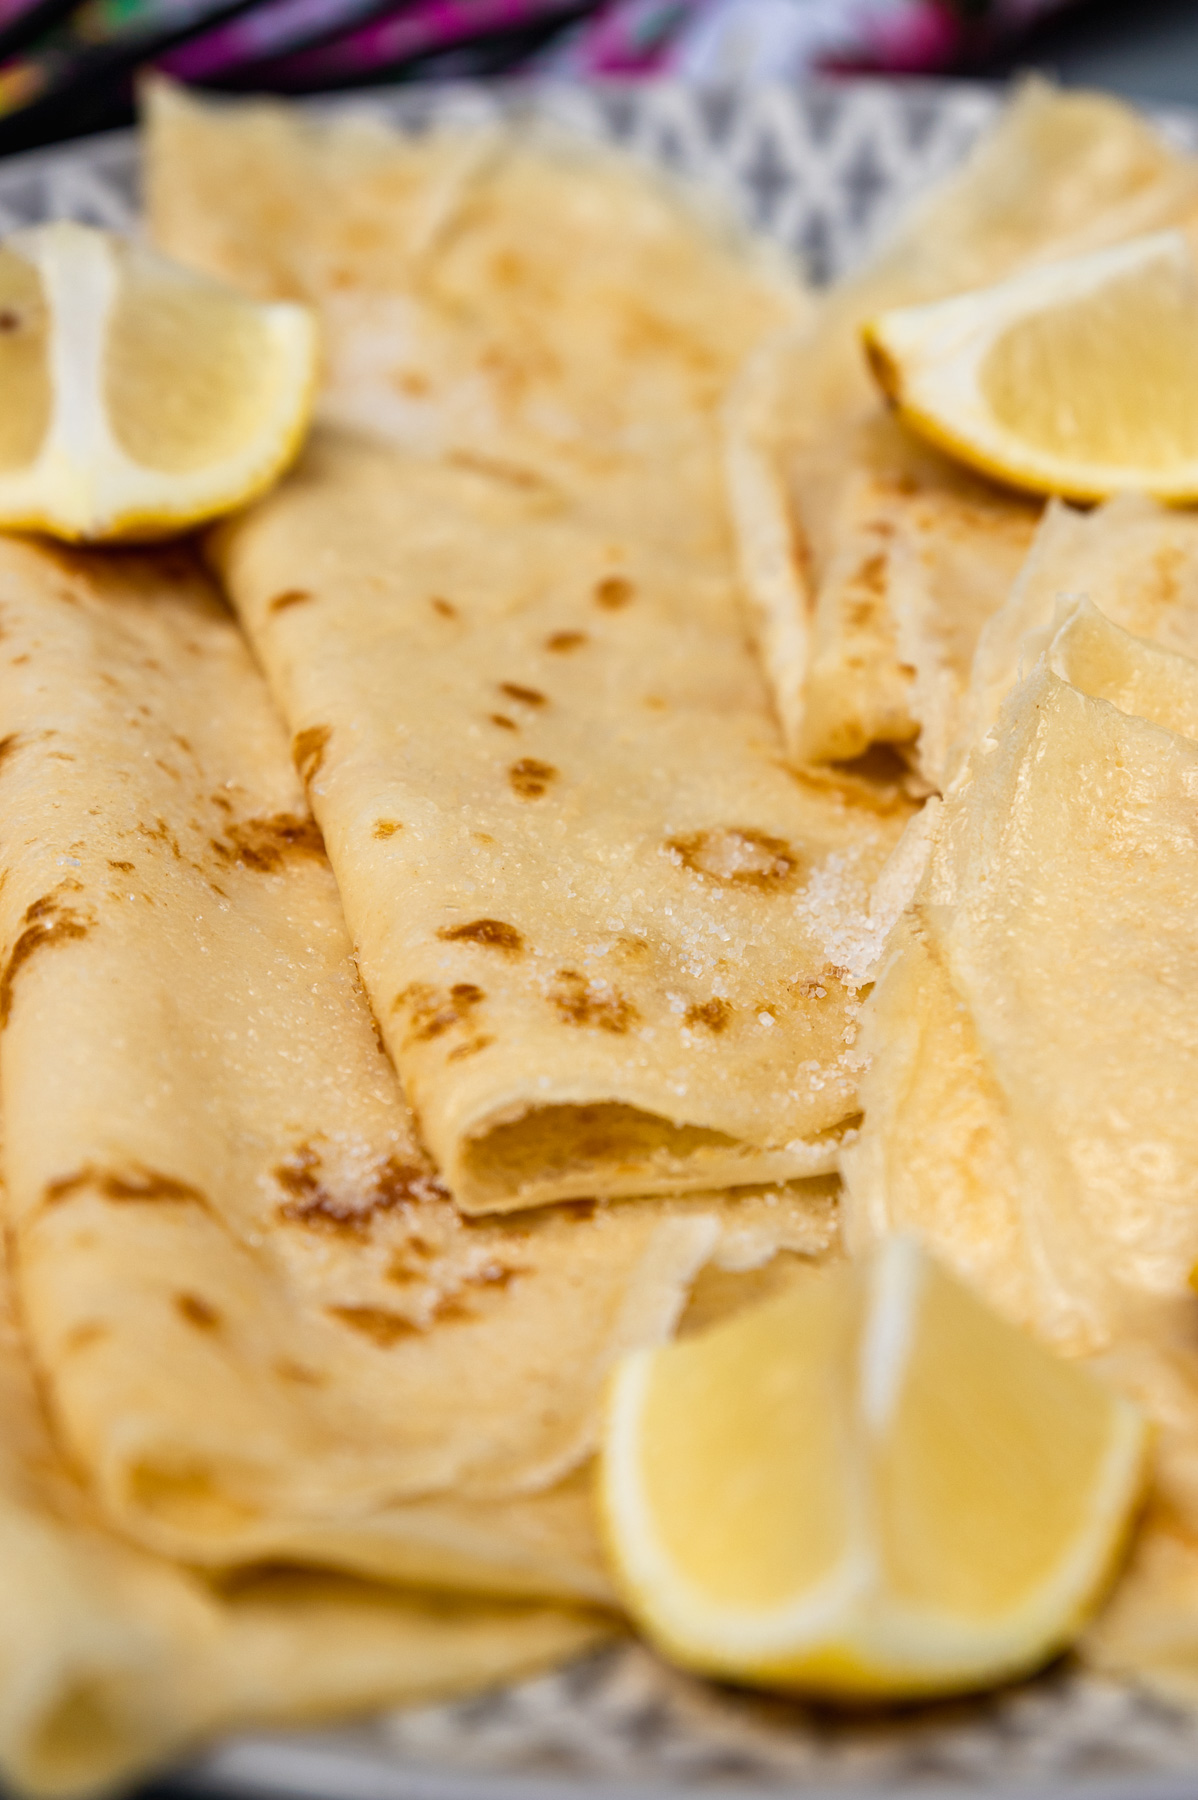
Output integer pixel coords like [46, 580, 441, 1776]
[845, 598, 1198, 1352]
[142, 76, 807, 543]
[727, 80, 1198, 785]
[0, 534, 834, 1588]
[211, 429, 915, 1211]
[0, 1214, 610, 1800]
[959, 493, 1198, 769]
[842, 599, 1198, 1698]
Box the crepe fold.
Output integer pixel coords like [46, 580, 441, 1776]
[841, 596, 1198, 1701]
[727, 80, 1198, 787]
[0, 534, 835, 1602]
[212, 430, 914, 1212]
[0, 1219, 613, 1800]
[142, 78, 807, 534]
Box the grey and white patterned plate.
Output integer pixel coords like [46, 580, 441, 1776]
[7, 78, 1198, 1800]
[14, 77, 1198, 283]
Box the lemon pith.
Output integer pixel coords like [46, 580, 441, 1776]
[600, 1237, 1148, 1698]
[863, 230, 1198, 503]
[0, 221, 318, 542]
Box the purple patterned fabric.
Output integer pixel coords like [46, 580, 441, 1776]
[153, 0, 1076, 87]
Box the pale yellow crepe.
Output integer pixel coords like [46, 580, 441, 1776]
[143, 75, 806, 551]
[728, 81, 1198, 782]
[847, 600, 1198, 1352]
[843, 600, 1198, 1694]
[0, 532, 834, 1589]
[212, 429, 914, 1212]
[959, 494, 1198, 767]
[0, 1217, 611, 1800]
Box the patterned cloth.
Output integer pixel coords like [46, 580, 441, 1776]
[535, 0, 1073, 79]
[0, 0, 1079, 154]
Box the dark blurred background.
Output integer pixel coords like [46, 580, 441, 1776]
[992, 0, 1198, 105]
[0, 0, 1195, 163]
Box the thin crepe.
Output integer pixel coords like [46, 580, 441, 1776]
[0, 1221, 610, 1800]
[958, 493, 1198, 769]
[143, 76, 807, 541]
[845, 600, 1198, 1352]
[0, 533, 834, 1585]
[842, 601, 1198, 1698]
[727, 80, 1198, 782]
[212, 429, 915, 1211]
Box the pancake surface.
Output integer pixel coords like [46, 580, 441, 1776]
[213, 431, 914, 1210]
[0, 535, 833, 1603]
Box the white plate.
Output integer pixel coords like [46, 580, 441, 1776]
[6, 77, 1198, 1800]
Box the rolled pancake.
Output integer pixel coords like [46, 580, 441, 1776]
[0, 1224, 611, 1800]
[212, 430, 915, 1211]
[0, 534, 834, 1582]
[727, 81, 1198, 783]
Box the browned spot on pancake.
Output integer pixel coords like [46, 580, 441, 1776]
[797, 965, 852, 1001]
[559, 1199, 597, 1221]
[499, 682, 546, 708]
[210, 812, 324, 873]
[595, 575, 634, 610]
[64, 1322, 108, 1354]
[448, 449, 548, 491]
[491, 713, 518, 731]
[175, 1292, 221, 1331]
[395, 369, 430, 397]
[0, 733, 20, 771]
[617, 936, 651, 960]
[437, 918, 523, 954]
[473, 1261, 526, 1289]
[448, 1034, 494, 1062]
[374, 819, 402, 839]
[138, 817, 182, 859]
[0, 891, 91, 1027]
[665, 828, 801, 889]
[550, 969, 638, 1034]
[292, 725, 331, 787]
[327, 1305, 419, 1346]
[546, 630, 586, 653]
[686, 998, 731, 1032]
[844, 553, 888, 629]
[10, 655, 27, 666]
[394, 982, 485, 1044]
[211, 793, 233, 815]
[45, 1164, 208, 1207]
[101, 1168, 207, 1204]
[474, 832, 495, 845]
[275, 1358, 324, 1386]
[509, 758, 556, 799]
[430, 596, 457, 618]
[108, 860, 134, 872]
[330, 1264, 520, 1345]
[277, 1142, 447, 1236]
[270, 589, 312, 615]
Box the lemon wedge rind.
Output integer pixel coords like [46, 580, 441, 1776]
[601, 1237, 1149, 1699]
[864, 230, 1198, 504]
[0, 222, 317, 542]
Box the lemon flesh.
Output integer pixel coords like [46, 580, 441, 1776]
[0, 222, 317, 541]
[601, 1237, 1147, 1698]
[864, 230, 1198, 502]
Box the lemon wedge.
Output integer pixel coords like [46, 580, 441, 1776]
[863, 230, 1198, 503]
[601, 1237, 1147, 1699]
[0, 221, 317, 541]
